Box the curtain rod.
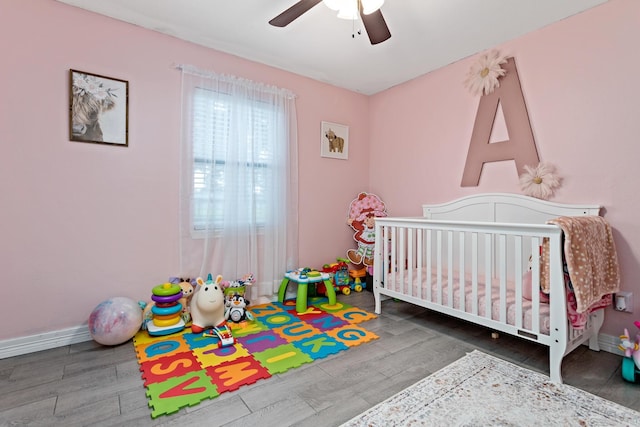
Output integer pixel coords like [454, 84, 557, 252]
[174, 63, 297, 99]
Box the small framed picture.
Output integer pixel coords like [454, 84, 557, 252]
[321, 121, 349, 160]
[69, 69, 128, 146]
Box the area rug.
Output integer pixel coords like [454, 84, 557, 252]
[341, 350, 640, 426]
[133, 297, 378, 418]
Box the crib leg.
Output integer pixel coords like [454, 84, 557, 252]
[588, 310, 605, 351]
[549, 345, 564, 384]
[374, 285, 381, 314]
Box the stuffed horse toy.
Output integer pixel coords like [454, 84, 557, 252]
[190, 275, 227, 334]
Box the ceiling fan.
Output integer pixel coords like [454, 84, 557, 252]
[269, 0, 391, 45]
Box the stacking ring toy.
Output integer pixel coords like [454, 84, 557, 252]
[151, 292, 182, 304]
[151, 303, 183, 316]
[152, 283, 182, 296]
[152, 313, 181, 321]
[153, 316, 181, 327]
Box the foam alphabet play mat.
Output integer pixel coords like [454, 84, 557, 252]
[133, 297, 378, 418]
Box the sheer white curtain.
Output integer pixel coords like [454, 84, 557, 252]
[179, 65, 299, 303]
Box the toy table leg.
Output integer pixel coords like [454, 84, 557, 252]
[323, 279, 337, 305]
[296, 283, 308, 313]
[277, 277, 290, 303]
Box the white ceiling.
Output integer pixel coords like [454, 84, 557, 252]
[55, 0, 608, 95]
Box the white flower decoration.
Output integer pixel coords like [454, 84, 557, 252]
[73, 74, 117, 99]
[464, 50, 509, 96]
[519, 162, 561, 200]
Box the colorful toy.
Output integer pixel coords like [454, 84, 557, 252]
[225, 293, 254, 323]
[170, 277, 195, 323]
[190, 274, 228, 334]
[203, 324, 236, 348]
[346, 192, 387, 267]
[88, 297, 143, 346]
[620, 323, 640, 383]
[221, 273, 255, 300]
[146, 283, 186, 336]
[278, 267, 337, 314]
[349, 267, 367, 292]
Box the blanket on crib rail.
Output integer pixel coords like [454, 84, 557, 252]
[541, 216, 620, 313]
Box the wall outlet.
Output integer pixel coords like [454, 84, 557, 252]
[614, 291, 633, 313]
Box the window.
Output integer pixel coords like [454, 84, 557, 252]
[191, 87, 280, 231]
[179, 65, 298, 297]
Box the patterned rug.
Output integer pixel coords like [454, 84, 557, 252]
[341, 350, 640, 426]
[133, 297, 378, 418]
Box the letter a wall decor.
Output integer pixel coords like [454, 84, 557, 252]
[461, 57, 540, 187]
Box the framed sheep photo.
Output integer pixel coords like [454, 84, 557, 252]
[69, 69, 129, 146]
[320, 121, 349, 160]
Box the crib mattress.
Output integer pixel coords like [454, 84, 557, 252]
[384, 268, 551, 335]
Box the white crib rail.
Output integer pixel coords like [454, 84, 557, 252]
[373, 217, 567, 352]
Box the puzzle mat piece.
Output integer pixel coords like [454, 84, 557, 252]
[205, 355, 271, 394]
[237, 329, 289, 353]
[251, 343, 314, 374]
[291, 333, 348, 359]
[193, 341, 250, 368]
[272, 320, 323, 343]
[146, 370, 218, 418]
[312, 300, 353, 313]
[182, 330, 221, 350]
[331, 306, 377, 324]
[134, 328, 184, 347]
[229, 318, 269, 338]
[135, 334, 191, 364]
[255, 310, 300, 330]
[325, 324, 379, 347]
[140, 351, 202, 386]
[249, 302, 285, 317]
[306, 313, 349, 332]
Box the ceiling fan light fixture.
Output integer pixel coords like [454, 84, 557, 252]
[323, 0, 384, 19]
[336, 1, 359, 20]
[323, 0, 344, 11]
[361, 0, 384, 15]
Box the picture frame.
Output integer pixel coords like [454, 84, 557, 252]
[320, 121, 349, 160]
[69, 69, 129, 146]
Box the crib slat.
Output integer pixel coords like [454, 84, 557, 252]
[499, 234, 507, 323]
[531, 238, 541, 334]
[436, 230, 443, 305]
[426, 229, 432, 302]
[390, 226, 397, 292]
[447, 231, 453, 308]
[416, 228, 423, 300]
[471, 232, 478, 315]
[459, 231, 466, 312]
[485, 234, 492, 319]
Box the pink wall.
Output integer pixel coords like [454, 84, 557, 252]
[0, 0, 369, 340]
[369, 0, 640, 335]
[2, 0, 637, 342]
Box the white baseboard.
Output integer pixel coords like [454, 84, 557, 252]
[0, 325, 92, 359]
[597, 332, 623, 356]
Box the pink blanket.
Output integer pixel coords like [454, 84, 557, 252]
[542, 216, 620, 313]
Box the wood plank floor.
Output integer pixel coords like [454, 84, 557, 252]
[1, 291, 639, 426]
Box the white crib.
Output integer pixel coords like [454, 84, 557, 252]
[372, 193, 606, 383]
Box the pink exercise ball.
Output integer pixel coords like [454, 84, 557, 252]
[88, 297, 143, 346]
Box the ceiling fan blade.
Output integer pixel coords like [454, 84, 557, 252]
[360, 9, 391, 45]
[269, 0, 323, 27]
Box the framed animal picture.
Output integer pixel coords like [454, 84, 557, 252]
[69, 69, 129, 146]
[321, 121, 349, 160]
